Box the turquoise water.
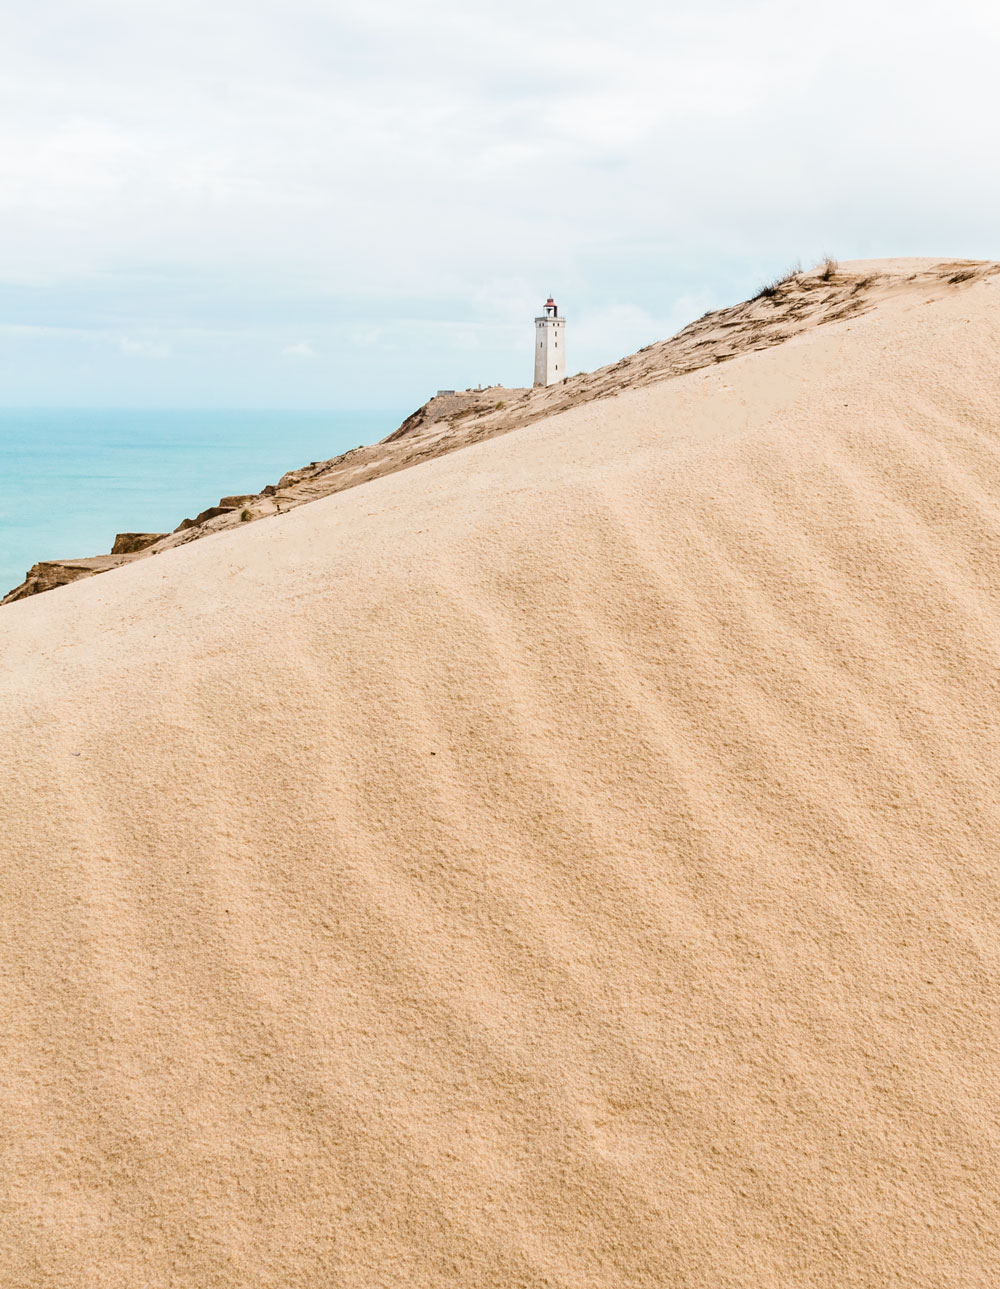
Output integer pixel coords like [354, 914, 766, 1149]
[0, 408, 408, 598]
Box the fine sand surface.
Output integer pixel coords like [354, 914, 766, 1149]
[3, 260, 1000, 1286]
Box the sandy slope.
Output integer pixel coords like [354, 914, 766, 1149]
[3, 260, 1000, 1287]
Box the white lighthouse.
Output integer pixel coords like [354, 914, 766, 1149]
[534, 297, 566, 387]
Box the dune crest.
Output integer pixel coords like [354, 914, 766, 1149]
[3, 259, 1000, 1286]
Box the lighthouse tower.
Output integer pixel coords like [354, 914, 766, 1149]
[534, 297, 566, 387]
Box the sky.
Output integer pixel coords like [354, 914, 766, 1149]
[2, 0, 1000, 410]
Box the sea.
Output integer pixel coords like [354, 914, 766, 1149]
[0, 408, 408, 598]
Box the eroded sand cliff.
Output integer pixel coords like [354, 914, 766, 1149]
[8, 258, 986, 605]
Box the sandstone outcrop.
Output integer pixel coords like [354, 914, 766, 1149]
[3, 554, 144, 602]
[111, 532, 167, 554]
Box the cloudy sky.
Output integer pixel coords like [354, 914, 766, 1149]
[2, 0, 999, 409]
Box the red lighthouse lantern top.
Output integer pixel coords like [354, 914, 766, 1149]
[544, 297, 558, 318]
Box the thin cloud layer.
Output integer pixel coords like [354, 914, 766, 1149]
[0, 0, 998, 405]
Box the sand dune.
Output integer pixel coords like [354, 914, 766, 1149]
[3, 259, 1000, 1286]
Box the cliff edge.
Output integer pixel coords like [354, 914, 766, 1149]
[4, 258, 994, 605]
